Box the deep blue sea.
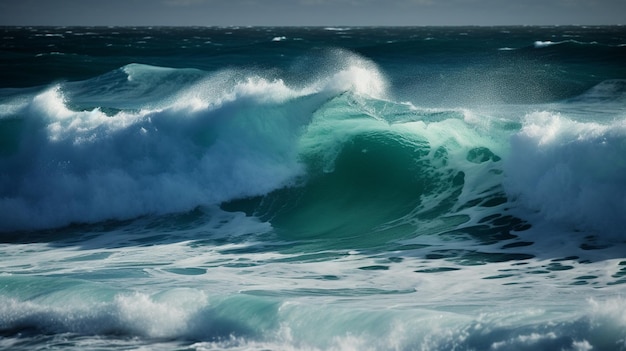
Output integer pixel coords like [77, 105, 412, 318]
[1, 26, 626, 351]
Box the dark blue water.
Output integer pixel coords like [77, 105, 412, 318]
[1, 26, 626, 351]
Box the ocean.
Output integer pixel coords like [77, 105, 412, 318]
[1, 26, 625, 351]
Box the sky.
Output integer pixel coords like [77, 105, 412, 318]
[0, 0, 624, 26]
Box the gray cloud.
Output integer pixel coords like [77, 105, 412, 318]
[0, 0, 623, 26]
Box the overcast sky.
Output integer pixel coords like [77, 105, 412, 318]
[0, 0, 624, 26]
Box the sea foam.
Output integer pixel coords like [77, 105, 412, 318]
[505, 111, 626, 237]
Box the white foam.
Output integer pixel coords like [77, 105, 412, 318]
[534, 40, 559, 48]
[533, 39, 599, 49]
[115, 290, 208, 338]
[504, 111, 626, 237]
[0, 288, 208, 339]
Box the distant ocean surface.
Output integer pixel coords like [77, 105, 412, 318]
[1, 26, 626, 351]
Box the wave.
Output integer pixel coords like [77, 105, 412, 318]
[505, 111, 626, 238]
[0, 52, 387, 232]
[224, 94, 508, 247]
[1, 276, 625, 350]
[0, 85, 309, 231]
[533, 40, 569, 48]
[533, 39, 602, 49]
[1, 50, 625, 243]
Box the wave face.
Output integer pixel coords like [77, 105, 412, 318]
[1, 26, 626, 351]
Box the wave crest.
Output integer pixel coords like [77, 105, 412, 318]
[0, 51, 391, 232]
[505, 111, 626, 237]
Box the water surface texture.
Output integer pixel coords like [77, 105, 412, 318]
[1, 26, 626, 351]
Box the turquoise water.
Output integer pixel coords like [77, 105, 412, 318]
[1, 26, 626, 350]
